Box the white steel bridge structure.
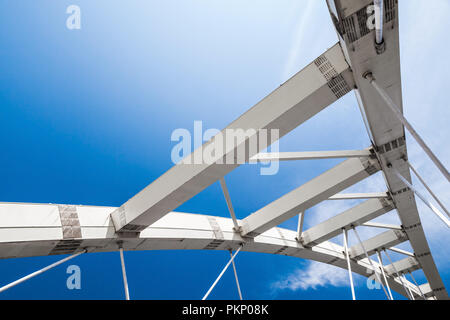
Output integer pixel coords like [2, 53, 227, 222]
[0, 0, 448, 300]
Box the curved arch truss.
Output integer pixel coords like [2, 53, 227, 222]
[0, 202, 431, 299]
[1, 0, 448, 300]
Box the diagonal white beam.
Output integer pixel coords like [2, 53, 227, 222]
[362, 222, 402, 230]
[385, 257, 420, 276]
[110, 43, 355, 233]
[392, 167, 450, 228]
[328, 192, 389, 200]
[301, 198, 394, 246]
[388, 246, 415, 258]
[251, 149, 372, 162]
[241, 156, 380, 237]
[219, 178, 240, 231]
[349, 230, 408, 260]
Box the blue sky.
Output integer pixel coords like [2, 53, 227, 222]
[0, 0, 448, 300]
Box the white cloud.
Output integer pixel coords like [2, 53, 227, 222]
[281, 0, 317, 81]
[272, 261, 349, 291]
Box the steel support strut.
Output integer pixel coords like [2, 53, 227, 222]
[202, 245, 243, 300]
[229, 249, 243, 300]
[384, 249, 413, 300]
[0, 250, 85, 293]
[408, 162, 450, 218]
[391, 167, 450, 228]
[353, 228, 390, 300]
[376, 251, 393, 300]
[364, 72, 450, 182]
[343, 229, 356, 300]
[119, 247, 130, 300]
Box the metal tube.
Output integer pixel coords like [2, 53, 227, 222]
[342, 229, 356, 300]
[0, 250, 85, 293]
[402, 275, 415, 300]
[388, 247, 415, 258]
[229, 250, 243, 300]
[408, 162, 450, 218]
[374, 0, 384, 44]
[219, 178, 240, 231]
[202, 246, 242, 300]
[353, 228, 390, 300]
[392, 167, 450, 228]
[384, 249, 413, 300]
[408, 271, 426, 300]
[119, 247, 130, 300]
[364, 72, 450, 182]
[297, 212, 305, 242]
[376, 251, 394, 300]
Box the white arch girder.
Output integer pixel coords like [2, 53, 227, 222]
[0, 202, 424, 299]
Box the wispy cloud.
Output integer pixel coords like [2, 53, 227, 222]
[282, 0, 317, 81]
[272, 261, 349, 291]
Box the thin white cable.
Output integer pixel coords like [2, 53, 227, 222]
[364, 72, 450, 183]
[408, 271, 426, 300]
[408, 161, 450, 218]
[391, 167, 450, 228]
[376, 251, 393, 300]
[202, 246, 242, 300]
[342, 229, 356, 300]
[402, 274, 415, 300]
[119, 247, 130, 300]
[0, 250, 85, 293]
[229, 250, 243, 300]
[353, 228, 390, 300]
[384, 249, 413, 300]
[219, 178, 240, 231]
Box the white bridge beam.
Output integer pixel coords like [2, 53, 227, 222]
[301, 198, 394, 246]
[251, 149, 372, 162]
[0, 202, 419, 300]
[385, 257, 420, 276]
[241, 156, 380, 237]
[328, 192, 389, 200]
[110, 43, 355, 233]
[349, 230, 408, 260]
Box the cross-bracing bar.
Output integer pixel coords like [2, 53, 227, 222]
[251, 150, 372, 162]
[202, 245, 243, 300]
[408, 271, 426, 300]
[328, 192, 389, 200]
[353, 228, 390, 300]
[111, 43, 354, 233]
[0, 250, 85, 293]
[391, 167, 450, 228]
[384, 249, 414, 300]
[220, 178, 240, 231]
[362, 222, 402, 230]
[343, 229, 356, 300]
[296, 212, 305, 242]
[229, 249, 243, 300]
[241, 156, 380, 237]
[388, 247, 415, 258]
[364, 72, 450, 182]
[376, 251, 393, 300]
[407, 161, 449, 218]
[402, 274, 415, 300]
[119, 247, 130, 300]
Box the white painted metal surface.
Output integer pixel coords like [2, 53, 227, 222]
[0, 203, 422, 299]
[241, 156, 380, 237]
[0, 0, 447, 301]
[119, 247, 130, 300]
[110, 43, 354, 233]
[251, 150, 372, 162]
